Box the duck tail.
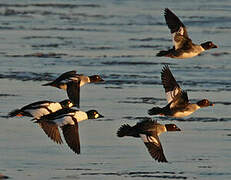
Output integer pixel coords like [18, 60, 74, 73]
[117, 124, 132, 137]
[8, 109, 23, 118]
[42, 82, 54, 86]
[156, 50, 169, 57]
[148, 106, 163, 115]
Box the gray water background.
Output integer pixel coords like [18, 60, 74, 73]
[0, 0, 231, 179]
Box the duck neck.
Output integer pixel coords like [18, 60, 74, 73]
[74, 111, 88, 122]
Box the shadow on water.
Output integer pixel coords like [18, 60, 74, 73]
[123, 116, 231, 122]
[119, 97, 231, 106]
[80, 171, 188, 179]
[56, 169, 188, 179]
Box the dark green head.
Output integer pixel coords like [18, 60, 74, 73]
[165, 124, 181, 132]
[86, 110, 104, 119]
[89, 75, 104, 83]
[197, 99, 214, 108]
[201, 41, 218, 50]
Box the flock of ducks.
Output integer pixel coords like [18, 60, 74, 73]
[8, 8, 217, 163]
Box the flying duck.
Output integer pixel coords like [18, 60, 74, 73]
[8, 99, 73, 119]
[156, 8, 217, 59]
[148, 65, 214, 117]
[42, 70, 104, 107]
[117, 119, 181, 162]
[35, 108, 104, 153]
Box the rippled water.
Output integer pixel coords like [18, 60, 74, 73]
[0, 0, 231, 179]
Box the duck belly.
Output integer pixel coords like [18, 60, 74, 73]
[176, 51, 199, 59]
[172, 110, 194, 117]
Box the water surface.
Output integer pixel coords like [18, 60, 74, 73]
[0, 0, 231, 179]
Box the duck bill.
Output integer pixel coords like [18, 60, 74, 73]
[212, 44, 218, 48]
[42, 82, 57, 87]
[42, 82, 52, 86]
[99, 78, 105, 82]
[210, 102, 215, 106]
[98, 114, 104, 118]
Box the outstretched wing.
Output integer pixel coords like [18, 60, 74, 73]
[164, 8, 191, 50]
[53, 70, 77, 83]
[67, 80, 80, 108]
[62, 124, 80, 154]
[170, 90, 189, 109]
[39, 121, 63, 144]
[140, 133, 168, 163]
[161, 65, 182, 103]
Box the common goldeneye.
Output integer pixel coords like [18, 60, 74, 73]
[42, 70, 104, 107]
[156, 8, 217, 59]
[148, 65, 214, 117]
[35, 108, 104, 153]
[8, 99, 73, 119]
[117, 119, 181, 162]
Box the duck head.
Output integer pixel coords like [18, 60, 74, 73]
[86, 110, 104, 119]
[60, 99, 74, 108]
[197, 99, 214, 108]
[201, 41, 218, 50]
[89, 75, 104, 83]
[165, 124, 181, 131]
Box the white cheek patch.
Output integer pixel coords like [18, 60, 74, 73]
[68, 102, 74, 108]
[139, 134, 159, 145]
[94, 113, 99, 119]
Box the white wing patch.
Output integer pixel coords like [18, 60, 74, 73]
[166, 87, 180, 103]
[29, 108, 50, 119]
[48, 103, 62, 112]
[29, 102, 63, 119]
[35, 102, 50, 107]
[53, 115, 75, 126]
[139, 134, 159, 145]
[69, 76, 79, 81]
[172, 27, 185, 50]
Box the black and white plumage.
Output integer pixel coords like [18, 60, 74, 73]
[8, 99, 73, 119]
[117, 119, 181, 162]
[148, 65, 214, 117]
[156, 8, 217, 59]
[35, 108, 104, 154]
[42, 70, 104, 108]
